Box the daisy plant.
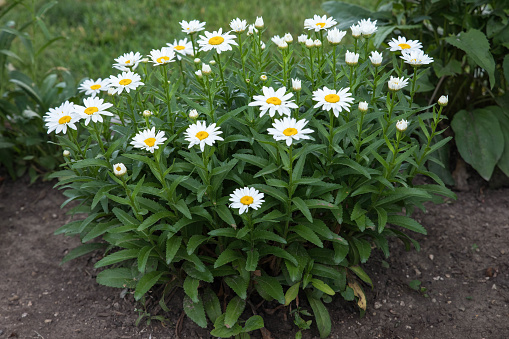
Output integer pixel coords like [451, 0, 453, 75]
[50, 13, 454, 339]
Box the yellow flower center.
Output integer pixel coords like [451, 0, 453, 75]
[119, 79, 132, 86]
[209, 36, 225, 45]
[283, 128, 298, 136]
[174, 45, 185, 50]
[324, 94, 340, 103]
[240, 196, 254, 205]
[196, 131, 209, 140]
[90, 84, 101, 90]
[398, 43, 411, 49]
[125, 60, 131, 64]
[144, 137, 156, 147]
[58, 115, 72, 125]
[266, 97, 282, 105]
[84, 106, 99, 115]
[156, 56, 170, 63]
[116, 166, 122, 171]
[316, 22, 326, 28]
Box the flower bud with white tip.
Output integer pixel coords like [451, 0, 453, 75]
[292, 78, 302, 91]
[345, 50, 359, 66]
[113, 163, 127, 177]
[298, 34, 308, 43]
[189, 109, 199, 119]
[202, 63, 212, 75]
[284, 33, 293, 43]
[260, 74, 268, 81]
[305, 38, 314, 48]
[438, 95, 448, 106]
[63, 150, 70, 158]
[396, 119, 409, 132]
[195, 70, 203, 78]
[358, 101, 368, 113]
[369, 51, 383, 67]
[194, 58, 201, 64]
[255, 16, 264, 29]
[143, 110, 152, 118]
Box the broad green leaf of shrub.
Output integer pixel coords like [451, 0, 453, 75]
[451, 108, 504, 180]
[96, 268, 135, 288]
[444, 29, 496, 89]
[488, 106, 509, 177]
[183, 295, 207, 329]
[306, 291, 331, 338]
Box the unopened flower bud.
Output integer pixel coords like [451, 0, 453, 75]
[358, 101, 368, 113]
[255, 16, 264, 29]
[351, 24, 362, 38]
[298, 34, 308, 43]
[396, 119, 409, 132]
[278, 40, 288, 49]
[260, 74, 268, 81]
[345, 50, 359, 66]
[141, 58, 150, 63]
[305, 38, 314, 48]
[369, 51, 383, 67]
[314, 39, 322, 47]
[246, 78, 250, 83]
[202, 63, 212, 75]
[260, 41, 266, 50]
[209, 60, 216, 66]
[143, 110, 152, 117]
[247, 24, 257, 36]
[194, 58, 201, 64]
[189, 109, 199, 119]
[195, 70, 203, 78]
[107, 87, 116, 95]
[438, 95, 448, 106]
[284, 33, 293, 43]
[63, 150, 70, 157]
[292, 78, 301, 91]
[113, 163, 127, 177]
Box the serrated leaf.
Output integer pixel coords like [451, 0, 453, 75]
[216, 205, 237, 228]
[245, 248, 259, 271]
[292, 224, 323, 248]
[293, 196, 313, 222]
[203, 287, 222, 323]
[348, 266, 373, 288]
[214, 249, 244, 268]
[243, 315, 264, 332]
[96, 268, 135, 288]
[166, 236, 182, 264]
[306, 291, 331, 338]
[184, 276, 200, 303]
[183, 295, 208, 328]
[255, 275, 285, 304]
[187, 235, 208, 255]
[134, 271, 164, 300]
[95, 249, 139, 268]
[285, 282, 301, 306]
[61, 243, 107, 264]
[387, 215, 427, 234]
[311, 278, 335, 296]
[224, 296, 245, 329]
[225, 275, 249, 300]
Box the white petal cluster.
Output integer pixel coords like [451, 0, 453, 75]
[345, 50, 359, 66]
[350, 24, 362, 38]
[255, 16, 264, 29]
[292, 78, 302, 91]
[230, 18, 247, 33]
[229, 187, 264, 215]
[180, 19, 206, 34]
[267, 117, 314, 146]
[304, 14, 337, 32]
[358, 101, 368, 113]
[44, 101, 80, 135]
[108, 71, 144, 95]
[248, 86, 298, 117]
[131, 127, 167, 153]
[400, 49, 434, 66]
[74, 97, 114, 125]
[184, 121, 224, 151]
[388, 36, 422, 53]
[78, 78, 110, 97]
[388, 76, 409, 91]
[113, 163, 127, 177]
[312, 86, 354, 117]
[438, 95, 448, 106]
[396, 119, 409, 132]
[327, 28, 347, 45]
[113, 51, 142, 72]
[148, 47, 176, 66]
[369, 51, 383, 66]
[167, 38, 194, 60]
[358, 18, 377, 36]
[198, 28, 238, 54]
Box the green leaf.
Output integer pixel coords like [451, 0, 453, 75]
[203, 287, 222, 323]
[387, 215, 427, 234]
[292, 197, 313, 222]
[96, 268, 135, 288]
[352, 238, 371, 263]
[322, 1, 376, 30]
[285, 282, 301, 305]
[184, 276, 200, 303]
[61, 243, 107, 264]
[334, 158, 371, 178]
[95, 249, 139, 268]
[252, 230, 287, 244]
[489, 106, 509, 177]
[175, 199, 192, 219]
[216, 205, 237, 228]
[348, 266, 373, 288]
[311, 278, 335, 296]
[292, 224, 323, 248]
[137, 211, 173, 231]
[445, 29, 496, 88]
[214, 249, 244, 268]
[243, 315, 264, 332]
[137, 245, 153, 273]
[225, 275, 249, 300]
[306, 291, 331, 338]
[183, 295, 208, 328]
[166, 236, 182, 264]
[255, 275, 285, 304]
[246, 248, 259, 271]
[253, 162, 280, 178]
[252, 184, 288, 203]
[233, 154, 269, 168]
[134, 271, 164, 300]
[375, 207, 388, 233]
[224, 296, 245, 329]
[209, 228, 237, 237]
[258, 245, 298, 266]
[187, 235, 208, 255]
[71, 158, 109, 169]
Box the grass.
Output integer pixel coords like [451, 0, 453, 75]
[4, 0, 375, 81]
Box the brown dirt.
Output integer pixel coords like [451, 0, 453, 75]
[1, 177, 508, 339]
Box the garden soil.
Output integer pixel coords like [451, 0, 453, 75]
[1, 177, 508, 339]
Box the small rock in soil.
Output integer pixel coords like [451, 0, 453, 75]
[429, 254, 434, 260]
[374, 301, 382, 309]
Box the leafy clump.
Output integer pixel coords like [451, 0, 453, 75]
[51, 14, 454, 338]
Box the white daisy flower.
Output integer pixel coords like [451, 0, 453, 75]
[230, 18, 247, 33]
[108, 71, 144, 95]
[345, 50, 359, 65]
[248, 86, 298, 118]
[358, 18, 377, 36]
[167, 38, 193, 60]
[247, 24, 258, 36]
[327, 28, 347, 45]
[148, 47, 176, 66]
[396, 119, 409, 132]
[44, 101, 80, 135]
[267, 117, 314, 146]
[185, 121, 224, 152]
[298, 34, 308, 43]
[369, 51, 383, 66]
[284, 33, 293, 43]
[130, 127, 167, 153]
[388, 76, 409, 91]
[350, 24, 362, 38]
[254, 16, 264, 29]
[438, 95, 448, 106]
[312, 86, 354, 117]
[180, 19, 206, 34]
[400, 49, 434, 66]
[272, 35, 288, 49]
[78, 78, 110, 97]
[197, 28, 238, 54]
[113, 163, 127, 177]
[304, 14, 337, 32]
[113, 51, 142, 72]
[305, 38, 315, 48]
[313, 39, 322, 47]
[229, 187, 264, 215]
[388, 36, 422, 53]
[74, 97, 114, 125]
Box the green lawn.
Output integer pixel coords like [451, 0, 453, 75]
[5, 0, 375, 81]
